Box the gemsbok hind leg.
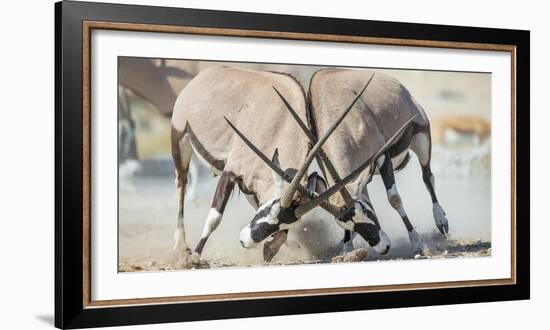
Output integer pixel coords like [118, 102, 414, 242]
[172, 132, 196, 267]
[378, 152, 426, 253]
[410, 129, 449, 236]
[194, 171, 236, 255]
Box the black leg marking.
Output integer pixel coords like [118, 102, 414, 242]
[422, 164, 438, 203]
[343, 230, 352, 243]
[194, 171, 236, 255]
[379, 152, 414, 232]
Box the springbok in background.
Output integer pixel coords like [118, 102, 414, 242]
[171, 66, 330, 267]
[431, 115, 491, 146]
[232, 69, 448, 256]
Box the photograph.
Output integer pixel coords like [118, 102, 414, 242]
[117, 57, 492, 272]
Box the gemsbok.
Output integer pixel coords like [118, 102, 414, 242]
[308, 68, 449, 253]
[232, 68, 448, 256]
[171, 66, 328, 267]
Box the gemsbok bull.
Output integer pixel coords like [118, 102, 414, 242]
[171, 66, 328, 267]
[307, 68, 449, 253]
[232, 68, 448, 256]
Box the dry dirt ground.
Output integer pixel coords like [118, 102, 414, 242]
[118, 240, 491, 272]
[118, 141, 491, 273]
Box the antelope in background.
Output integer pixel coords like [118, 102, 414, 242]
[119, 58, 203, 196]
[431, 115, 491, 146]
[118, 58, 192, 162]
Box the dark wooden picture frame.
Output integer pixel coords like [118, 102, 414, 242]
[55, 1, 530, 328]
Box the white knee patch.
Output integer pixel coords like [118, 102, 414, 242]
[186, 161, 199, 200]
[201, 208, 222, 238]
[376, 154, 386, 168]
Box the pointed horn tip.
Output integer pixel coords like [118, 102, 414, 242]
[272, 86, 284, 97]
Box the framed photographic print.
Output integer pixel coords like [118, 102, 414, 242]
[55, 0, 530, 328]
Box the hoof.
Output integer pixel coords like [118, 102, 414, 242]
[408, 229, 427, 255]
[433, 203, 449, 237]
[175, 250, 209, 269]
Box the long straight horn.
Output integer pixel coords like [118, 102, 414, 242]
[225, 116, 343, 217]
[279, 74, 375, 208]
[294, 114, 418, 218]
[273, 86, 356, 207]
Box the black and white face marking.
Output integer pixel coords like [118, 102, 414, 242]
[354, 200, 391, 254]
[239, 198, 298, 248]
[334, 199, 390, 255]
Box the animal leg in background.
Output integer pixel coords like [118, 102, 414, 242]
[341, 230, 357, 253]
[186, 159, 199, 201]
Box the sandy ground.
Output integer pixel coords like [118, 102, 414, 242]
[118, 141, 491, 272]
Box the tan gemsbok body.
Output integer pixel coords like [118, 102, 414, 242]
[307, 69, 449, 252]
[171, 66, 323, 267]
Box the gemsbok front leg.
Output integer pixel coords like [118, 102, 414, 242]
[194, 171, 236, 255]
[411, 128, 449, 236]
[377, 151, 425, 253]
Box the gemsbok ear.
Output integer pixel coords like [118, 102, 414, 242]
[271, 148, 281, 166]
[307, 172, 328, 195]
[271, 148, 285, 195]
